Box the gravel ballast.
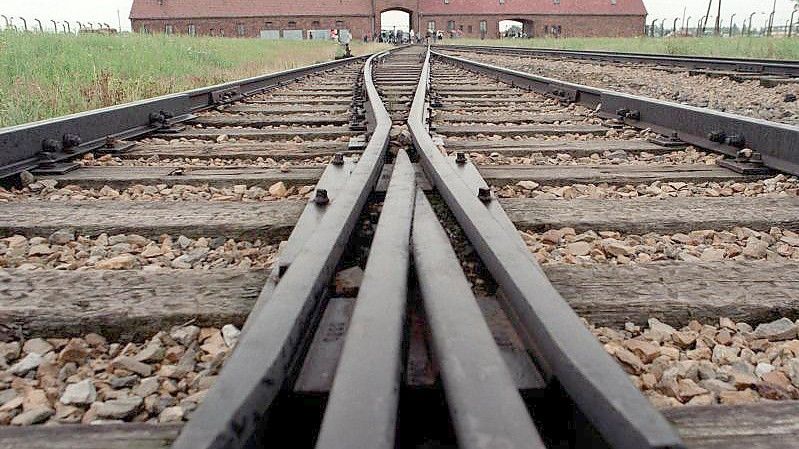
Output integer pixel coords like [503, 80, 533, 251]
[0, 324, 240, 425]
[592, 316, 799, 407]
[0, 180, 314, 203]
[461, 146, 717, 166]
[4, 316, 799, 426]
[0, 233, 278, 271]
[80, 152, 335, 168]
[497, 174, 799, 200]
[522, 226, 799, 265]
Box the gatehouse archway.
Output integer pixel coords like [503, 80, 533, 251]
[381, 9, 412, 32]
[373, 0, 419, 38]
[499, 18, 534, 38]
[378, 8, 416, 42]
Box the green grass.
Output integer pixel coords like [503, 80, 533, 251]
[0, 31, 388, 128]
[442, 36, 799, 60]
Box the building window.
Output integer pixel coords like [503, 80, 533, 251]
[428, 20, 436, 32]
[187, 24, 196, 36]
[265, 21, 273, 28]
[479, 20, 487, 32]
[447, 20, 455, 31]
[237, 23, 245, 36]
[335, 20, 344, 28]
[164, 24, 173, 34]
[468, 25, 473, 33]
[140, 25, 148, 33]
[210, 28, 216, 36]
[288, 21, 297, 28]
[312, 20, 320, 28]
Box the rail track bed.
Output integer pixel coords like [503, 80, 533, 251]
[438, 45, 799, 126]
[1, 45, 799, 449]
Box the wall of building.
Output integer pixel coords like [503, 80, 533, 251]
[531, 14, 645, 37]
[132, 13, 644, 39]
[420, 14, 644, 38]
[131, 16, 373, 39]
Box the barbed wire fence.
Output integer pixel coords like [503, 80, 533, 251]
[646, 3, 799, 38]
[0, 14, 120, 34]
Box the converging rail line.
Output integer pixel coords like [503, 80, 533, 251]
[437, 44, 799, 79]
[1, 45, 799, 449]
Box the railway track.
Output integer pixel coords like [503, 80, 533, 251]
[437, 44, 799, 129]
[437, 44, 799, 80]
[2, 45, 799, 449]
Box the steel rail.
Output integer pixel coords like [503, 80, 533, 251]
[408, 47, 685, 449]
[436, 44, 799, 76]
[433, 50, 799, 177]
[172, 49, 392, 449]
[274, 157, 358, 276]
[241, 157, 358, 334]
[314, 149, 415, 449]
[0, 55, 367, 180]
[411, 190, 546, 449]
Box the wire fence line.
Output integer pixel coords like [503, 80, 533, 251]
[647, 5, 799, 39]
[0, 15, 118, 34]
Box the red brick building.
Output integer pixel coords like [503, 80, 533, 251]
[129, 0, 647, 40]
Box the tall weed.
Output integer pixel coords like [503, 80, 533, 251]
[0, 31, 387, 127]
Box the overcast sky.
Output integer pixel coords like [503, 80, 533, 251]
[0, 0, 797, 32]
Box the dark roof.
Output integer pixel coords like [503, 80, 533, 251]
[130, 0, 647, 19]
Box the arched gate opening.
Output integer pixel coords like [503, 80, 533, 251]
[379, 8, 414, 42]
[499, 18, 534, 38]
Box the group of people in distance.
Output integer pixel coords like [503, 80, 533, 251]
[372, 28, 448, 44]
[376, 29, 417, 44]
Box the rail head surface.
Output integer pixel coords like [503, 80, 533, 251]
[432, 50, 799, 177]
[0, 54, 368, 180]
[409, 46, 685, 449]
[436, 44, 799, 76]
[171, 49, 393, 449]
[412, 190, 546, 449]
[314, 150, 416, 449]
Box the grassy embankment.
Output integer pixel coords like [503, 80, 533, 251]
[0, 31, 389, 128]
[442, 36, 799, 60]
